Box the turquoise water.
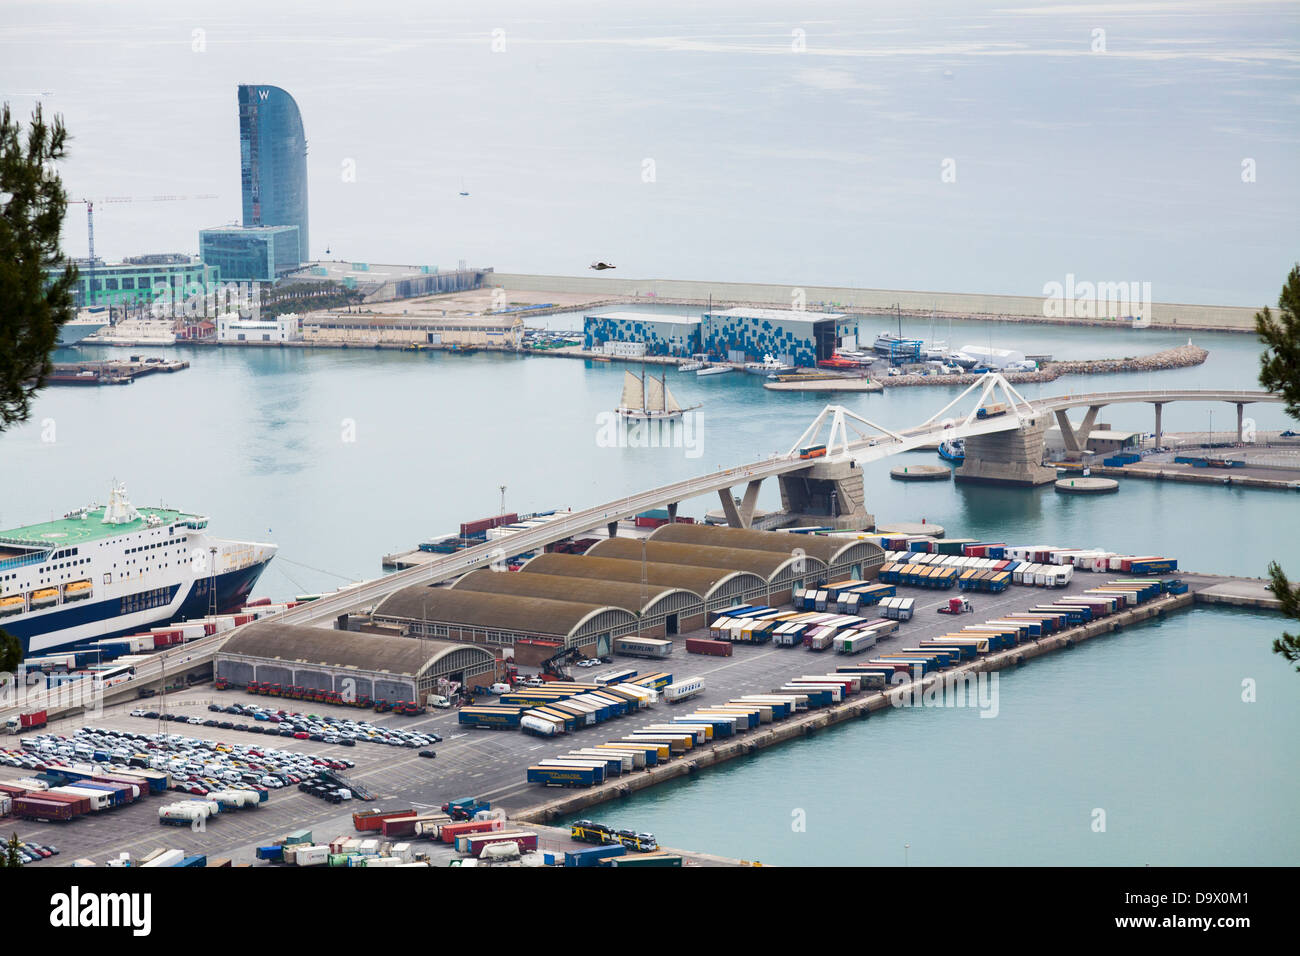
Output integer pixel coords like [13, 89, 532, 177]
[3, 318, 1297, 865]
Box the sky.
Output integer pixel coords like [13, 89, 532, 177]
[2, 0, 1297, 305]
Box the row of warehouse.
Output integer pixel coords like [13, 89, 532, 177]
[368, 523, 887, 664]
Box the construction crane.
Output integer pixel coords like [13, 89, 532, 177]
[67, 194, 219, 262]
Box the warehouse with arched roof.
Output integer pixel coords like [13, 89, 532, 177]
[586, 536, 824, 606]
[215, 621, 498, 703]
[371, 584, 638, 665]
[521, 551, 768, 613]
[452, 568, 702, 638]
[647, 522, 885, 582]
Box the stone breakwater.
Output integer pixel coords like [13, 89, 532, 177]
[879, 343, 1208, 388]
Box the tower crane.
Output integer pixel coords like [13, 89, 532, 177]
[67, 194, 219, 262]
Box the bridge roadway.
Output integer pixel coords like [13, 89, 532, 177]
[1, 387, 1280, 719]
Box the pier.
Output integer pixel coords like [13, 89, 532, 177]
[46, 356, 189, 386]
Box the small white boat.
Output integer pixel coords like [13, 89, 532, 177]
[744, 354, 793, 375]
[678, 361, 704, 372]
[696, 364, 733, 377]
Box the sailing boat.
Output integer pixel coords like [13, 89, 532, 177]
[617, 367, 700, 421]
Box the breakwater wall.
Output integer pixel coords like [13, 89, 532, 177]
[489, 273, 1262, 333]
[880, 343, 1209, 388]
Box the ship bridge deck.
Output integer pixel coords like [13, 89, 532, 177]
[0, 506, 195, 549]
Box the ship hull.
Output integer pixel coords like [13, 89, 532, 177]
[56, 322, 107, 346]
[7, 558, 272, 659]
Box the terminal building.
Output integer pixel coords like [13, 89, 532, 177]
[701, 307, 852, 367]
[583, 312, 702, 357]
[298, 313, 524, 349]
[52, 255, 219, 309]
[580, 307, 855, 367]
[215, 622, 498, 703]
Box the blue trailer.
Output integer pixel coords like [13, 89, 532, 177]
[528, 765, 600, 787]
[176, 855, 207, 867]
[565, 844, 627, 867]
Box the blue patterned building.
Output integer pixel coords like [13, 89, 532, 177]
[700, 308, 851, 367]
[583, 311, 702, 357]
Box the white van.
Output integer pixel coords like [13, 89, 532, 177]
[426, 694, 452, 709]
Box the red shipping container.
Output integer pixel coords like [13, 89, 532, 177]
[463, 831, 538, 855]
[685, 637, 733, 657]
[245, 597, 271, 607]
[0, 783, 31, 797]
[13, 797, 75, 821]
[460, 513, 518, 538]
[438, 819, 503, 844]
[30, 791, 90, 815]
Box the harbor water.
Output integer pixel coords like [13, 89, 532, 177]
[3, 315, 1297, 864]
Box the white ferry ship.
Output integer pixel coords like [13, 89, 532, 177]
[0, 482, 276, 659]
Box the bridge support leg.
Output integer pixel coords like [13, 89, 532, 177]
[1154, 402, 1164, 449]
[955, 415, 1057, 486]
[1054, 406, 1102, 460]
[1236, 403, 1244, 443]
[717, 479, 764, 529]
[666, 502, 678, 522]
[608, 521, 619, 538]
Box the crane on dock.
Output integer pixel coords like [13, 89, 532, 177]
[68, 193, 219, 261]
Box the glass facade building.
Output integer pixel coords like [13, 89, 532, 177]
[49, 257, 219, 308]
[238, 84, 309, 264]
[199, 225, 302, 283]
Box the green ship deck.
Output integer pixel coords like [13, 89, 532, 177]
[0, 506, 201, 550]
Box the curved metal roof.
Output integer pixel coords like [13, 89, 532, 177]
[520, 551, 765, 599]
[587, 536, 825, 581]
[373, 584, 634, 638]
[648, 522, 883, 567]
[452, 568, 700, 616]
[219, 621, 494, 678]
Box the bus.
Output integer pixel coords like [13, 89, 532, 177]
[91, 664, 135, 688]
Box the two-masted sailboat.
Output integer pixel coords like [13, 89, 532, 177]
[617, 367, 701, 421]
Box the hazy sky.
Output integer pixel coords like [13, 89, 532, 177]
[2, 0, 1297, 304]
